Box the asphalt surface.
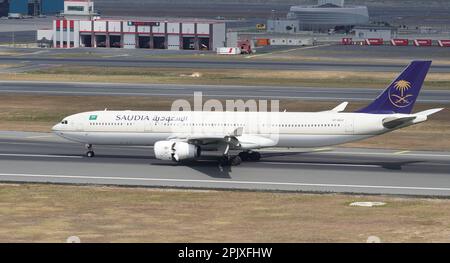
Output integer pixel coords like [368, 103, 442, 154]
[2, 55, 450, 72]
[1, 81, 449, 103]
[0, 131, 450, 196]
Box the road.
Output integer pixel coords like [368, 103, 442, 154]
[2, 55, 450, 72]
[0, 131, 450, 196]
[1, 81, 450, 103]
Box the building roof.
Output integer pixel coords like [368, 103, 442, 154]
[353, 25, 394, 30]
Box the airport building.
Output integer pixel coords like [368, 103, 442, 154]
[8, 0, 63, 16]
[287, 0, 369, 32]
[44, 18, 226, 50]
[352, 25, 395, 41]
[0, 0, 9, 17]
[37, 0, 226, 50]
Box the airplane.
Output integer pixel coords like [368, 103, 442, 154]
[52, 61, 443, 166]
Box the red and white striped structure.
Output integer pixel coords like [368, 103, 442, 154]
[438, 40, 450, 47]
[390, 39, 409, 46]
[365, 38, 383, 46]
[341, 38, 353, 45]
[414, 39, 432, 46]
[54, 20, 79, 48]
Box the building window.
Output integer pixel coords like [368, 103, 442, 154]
[68, 6, 84, 12]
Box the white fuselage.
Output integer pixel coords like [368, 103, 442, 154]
[52, 110, 401, 149]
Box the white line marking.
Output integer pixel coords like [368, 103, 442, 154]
[328, 151, 450, 158]
[261, 161, 379, 168]
[1, 173, 450, 192]
[25, 135, 55, 139]
[394, 150, 411, 155]
[0, 154, 82, 159]
[246, 44, 334, 58]
[261, 149, 450, 158]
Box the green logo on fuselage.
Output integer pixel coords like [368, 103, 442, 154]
[89, 115, 98, 121]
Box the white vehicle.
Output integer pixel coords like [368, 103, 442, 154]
[216, 47, 241, 55]
[8, 13, 23, 19]
[53, 61, 443, 165]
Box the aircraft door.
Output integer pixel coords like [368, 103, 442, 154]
[345, 118, 354, 134]
[144, 121, 153, 132]
[74, 120, 84, 132]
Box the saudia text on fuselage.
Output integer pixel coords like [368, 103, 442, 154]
[115, 114, 188, 123]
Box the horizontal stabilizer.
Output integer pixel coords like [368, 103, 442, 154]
[415, 108, 444, 117]
[382, 116, 416, 129]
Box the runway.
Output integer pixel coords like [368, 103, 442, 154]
[1, 131, 450, 196]
[2, 56, 450, 72]
[1, 81, 449, 103]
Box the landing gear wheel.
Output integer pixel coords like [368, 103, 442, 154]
[249, 152, 261, 161]
[230, 156, 242, 166]
[85, 144, 94, 158]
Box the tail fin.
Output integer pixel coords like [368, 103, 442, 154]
[357, 60, 432, 114]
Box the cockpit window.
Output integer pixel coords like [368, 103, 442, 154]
[61, 120, 68, 124]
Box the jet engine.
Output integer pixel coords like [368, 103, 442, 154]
[154, 141, 201, 162]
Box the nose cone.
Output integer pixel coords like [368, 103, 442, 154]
[52, 123, 60, 132]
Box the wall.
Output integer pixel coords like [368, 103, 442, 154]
[0, 0, 9, 17]
[270, 37, 313, 46]
[212, 23, 226, 49]
[41, 0, 64, 14]
[9, 0, 28, 14]
[354, 29, 392, 40]
[267, 19, 300, 34]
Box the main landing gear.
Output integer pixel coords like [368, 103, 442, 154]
[85, 144, 95, 158]
[238, 151, 261, 162]
[221, 151, 261, 166]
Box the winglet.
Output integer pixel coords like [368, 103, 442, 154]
[321, 102, 348, 113]
[331, 102, 348, 113]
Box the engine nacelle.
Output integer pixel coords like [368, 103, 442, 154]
[154, 141, 200, 162]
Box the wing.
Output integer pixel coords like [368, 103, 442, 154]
[166, 127, 277, 153]
[167, 128, 243, 154]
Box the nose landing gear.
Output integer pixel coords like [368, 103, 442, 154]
[85, 144, 95, 158]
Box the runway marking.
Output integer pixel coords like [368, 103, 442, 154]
[395, 150, 411, 155]
[0, 154, 82, 159]
[313, 147, 333, 152]
[261, 162, 379, 168]
[25, 135, 55, 139]
[102, 54, 130, 58]
[262, 148, 450, 158]
[1, 173, 450, 192]
[246, 44, 333, 58]
[329, 151, 450, 158]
